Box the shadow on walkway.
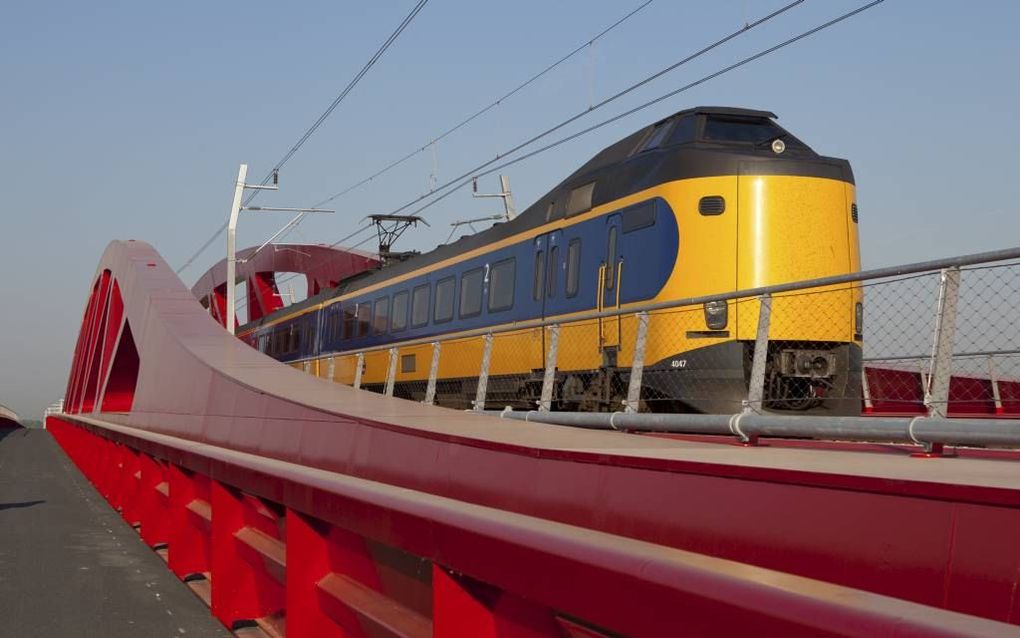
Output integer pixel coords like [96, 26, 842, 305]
[0, 499, 45, 511]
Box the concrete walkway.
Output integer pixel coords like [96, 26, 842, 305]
[0, 427, 230, 638]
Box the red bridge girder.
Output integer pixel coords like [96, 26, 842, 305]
[190, 243, 379, 326]
[48, 240, 1020, 636]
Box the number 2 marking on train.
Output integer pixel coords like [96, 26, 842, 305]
[670, 359, 687, 369]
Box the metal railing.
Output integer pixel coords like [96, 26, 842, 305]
[302, 246, 1020, 448]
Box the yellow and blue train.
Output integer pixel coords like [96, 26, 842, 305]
[239, 106, 862, 414]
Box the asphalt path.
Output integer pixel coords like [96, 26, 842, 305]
[0, 427, 231, 638]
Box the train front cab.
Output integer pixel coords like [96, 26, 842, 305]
[640, 168, 862, 415]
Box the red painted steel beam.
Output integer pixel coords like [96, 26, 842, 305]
[51, 240, 1020, 633]
[49, 414, 1020, 638]
[190, 243, 379, 312]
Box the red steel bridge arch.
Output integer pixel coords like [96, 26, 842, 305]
[190, 243, 379, 328]
[48, 239, 1020, 637]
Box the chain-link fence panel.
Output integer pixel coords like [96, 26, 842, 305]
[311, 257, 1020, 419]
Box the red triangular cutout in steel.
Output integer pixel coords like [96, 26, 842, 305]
[100, 319, 139, 413]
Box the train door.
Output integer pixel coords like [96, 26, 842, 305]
[543, 229, 564, 356]
[598, 214, 623, 365]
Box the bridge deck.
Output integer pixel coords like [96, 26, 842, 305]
[0, 427, 229, 638]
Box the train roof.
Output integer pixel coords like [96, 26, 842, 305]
[242, 106, 853, 330]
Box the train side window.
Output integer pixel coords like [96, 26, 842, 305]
[566, 239, 581, 297]
[411, 284, 430, 327]
[434, 277, 455, 323]
[566, 182, 595, 217]
[391, 291, 409, 332]
[373, 296, 389, 335]
[533, 250, 545, 301]
[356, 303, 371, 337]
[547, 245, 559, 298]
[605, 226, 618, 291]
[342, 305, 357, 339]
[488, 258, 516, 312]
[622, 201, 656, 232]
[460, 267, 484, 318]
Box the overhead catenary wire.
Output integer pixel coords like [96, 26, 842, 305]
[310, 0, 656, 211]
[175, 0, 430, 276]
[369, 0, 811, 223]
[251, 0, 658, 262]
[390, 0, 886, 224]
[249, 0, 886, 311]
[266, 0, 812, 287]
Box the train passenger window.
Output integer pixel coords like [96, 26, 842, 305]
[488, 258, 516, 312]
[343, 306, 357, 339]
[547, 245, 559, 298]
[622, 201, 656, 233]
[373, 296, 389, 335]
[667, 116, 697, 145]
[566, 182, 595, 217]
[605, 226, 618, 291]
[434, 277, 455, 323]
[460, 267, 484, 318]
[391, 291, 409, 332]
[411, 284, 430, 327]
[533, 250, 545, 301]
[356, 304, 371, 337]
[566, 239, 581, 297]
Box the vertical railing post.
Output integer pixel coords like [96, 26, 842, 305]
[925, 267, 960, 419]
[625, 312, 650, 414]
[326, 355, 335, 381]
[424, 342, 441, 405]
[473, 333, 494, 412]
[385, 347, 398, 397]
[988, 355, 1004, 415]
[745, 294, 772, 414]
[538, 325, 560, 412]
[353, 352, 364, 390]
[861, 365, 874, 414]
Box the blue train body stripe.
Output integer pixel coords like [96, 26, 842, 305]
[262, 197, 678, 363]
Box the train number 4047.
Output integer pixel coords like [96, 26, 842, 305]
[670, 359, 687, 369]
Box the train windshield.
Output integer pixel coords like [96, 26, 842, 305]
[702, 116, 806, 148]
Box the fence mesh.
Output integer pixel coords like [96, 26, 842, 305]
[313, 260, 1020, 417]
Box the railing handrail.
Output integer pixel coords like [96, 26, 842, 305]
[865, 348, 1020, 363]
[290, 245, 1020, 361]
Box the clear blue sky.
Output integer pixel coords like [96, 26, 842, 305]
[3, 0, 1019, 418]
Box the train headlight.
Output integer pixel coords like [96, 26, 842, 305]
[704, 300, 728, 330]
[771, 139, 786, 154]
[854, 302, 863, 339]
